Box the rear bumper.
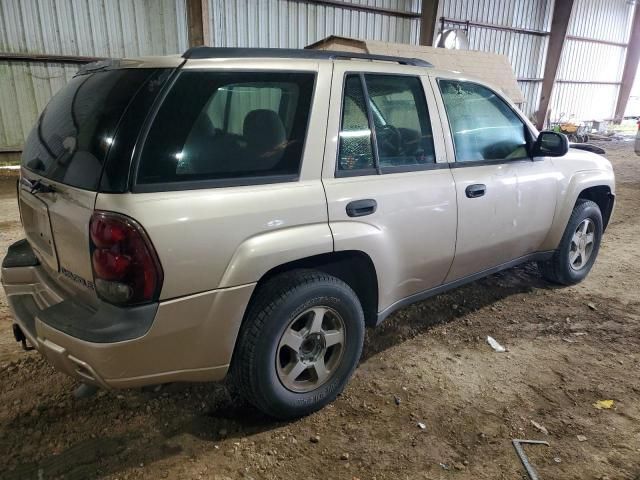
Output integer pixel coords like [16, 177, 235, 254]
[2, 240, 255, 389]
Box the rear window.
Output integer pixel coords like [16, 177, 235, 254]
[21, 69, 159, 190]
[136, 71, 315, 189]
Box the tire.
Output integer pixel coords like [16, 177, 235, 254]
[231, 269, 365, 419]
[538, 199, 603, 285]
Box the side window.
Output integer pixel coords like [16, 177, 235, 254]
[337, 75, 375, 172]
[137, 72, 315, 186]
[365, 74, 435, 168]
[337, 74, 435, 175]
[209, 85, 284, 135]
[439, 80, 528, 163]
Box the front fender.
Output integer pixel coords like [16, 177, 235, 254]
[540, 169, 615, 250]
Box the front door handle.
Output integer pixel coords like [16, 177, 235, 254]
[465, 184, 486, 198]
[346, 199, 377, 217]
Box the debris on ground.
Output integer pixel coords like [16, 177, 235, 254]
[588, 302, 597, 310]
[393, 395, 401, 406]
[310, 435, 320, 443]
[417, 422, 426, 430]
[530, 420, 549, 435]
[593, 399, 615, 410]
[487, 336, 506, 352]
[512, 439, 550, 480]
[577, 435, 587, 442]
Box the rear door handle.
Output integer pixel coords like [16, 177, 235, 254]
[465, 184, 486, 198]
[346, 199, 377, 217]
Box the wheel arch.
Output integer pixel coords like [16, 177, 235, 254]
[541, 170, 615, 251]
[243, 250, 379, 328]
[577, 185, 614, 231]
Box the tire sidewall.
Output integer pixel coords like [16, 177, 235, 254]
[558, 202, 603, 283]
[252, 282, 364, 417]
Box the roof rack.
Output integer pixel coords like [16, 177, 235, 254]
[182, 47, 432, 68]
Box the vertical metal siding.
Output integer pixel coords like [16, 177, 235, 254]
[552, 0, 635, 122]
[0, 0, 188, 150]
[567, 0, 634, 43]
[439, 0, 553, 118]
[207, 0, 421, 49]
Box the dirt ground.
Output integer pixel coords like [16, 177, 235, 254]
[0, 141, 638, 480]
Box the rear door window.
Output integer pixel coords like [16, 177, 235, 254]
[337, 74, 436, 175]
[136, 71, 315, 189]
[337, 75, 376, 173]
[21, 69, 159, 190]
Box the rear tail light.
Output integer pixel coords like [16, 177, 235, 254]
[89, 211, 163, 305]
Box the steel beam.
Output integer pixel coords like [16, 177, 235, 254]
[420, 1, 440, 46]
[294, 0, 420, 18]
[0, 52, 102, 63]
[566, 35, 627, 48]
[535, 0, 575, 130]
[614, 4, 640, 123]
[442, 17, 549, 37]
[186, 0, 205, 47]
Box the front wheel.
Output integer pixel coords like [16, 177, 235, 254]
[231, 270, 365, 419]
[538, 199, 603, 285]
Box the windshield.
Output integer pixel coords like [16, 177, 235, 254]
[21, 68, 158, 190]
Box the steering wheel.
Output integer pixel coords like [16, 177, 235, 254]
[376, 125, 403, 156]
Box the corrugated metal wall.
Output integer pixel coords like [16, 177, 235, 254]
[0, 0, 188, 151]
[551, 0, 635, 122]
[1, 0, 420, 152]
[1, 0, 637, 152]
[440, 0, 636, 122]
[207, 0, 421, 48]
[439, 0, 553, 119]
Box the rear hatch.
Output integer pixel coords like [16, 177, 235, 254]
[18, 66, 170, 306]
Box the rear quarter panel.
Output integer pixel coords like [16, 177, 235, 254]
[95, 61, 333, 299]
[96, 181, 332, 299]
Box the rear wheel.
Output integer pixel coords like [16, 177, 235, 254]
[538, 199, 603, 285]
[231, 270, 365, 419]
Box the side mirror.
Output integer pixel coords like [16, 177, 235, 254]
[532, 131, 569, 157]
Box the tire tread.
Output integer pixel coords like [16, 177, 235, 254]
[538, 199, 601, 285]
[232, 269, 360, 418]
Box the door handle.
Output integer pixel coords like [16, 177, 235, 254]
[465, 184, 486, 198]
[346, 199, 377, 217]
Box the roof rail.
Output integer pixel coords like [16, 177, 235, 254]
[182, 47, 432, 68]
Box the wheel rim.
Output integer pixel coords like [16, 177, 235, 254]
[276, 306, 346, 393]
[569, 218, 596, 270]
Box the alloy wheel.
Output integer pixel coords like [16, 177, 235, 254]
[276, 306, 346, 393]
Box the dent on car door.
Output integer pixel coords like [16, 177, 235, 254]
[434, 78, 555, 281]
[322, 66, 457, 313]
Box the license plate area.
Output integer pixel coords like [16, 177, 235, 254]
[19, 191, 59, 272]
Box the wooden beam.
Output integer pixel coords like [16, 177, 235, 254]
[535, 0, 575, 130]
[420, 1, 440, 46]
[614, 4, 640, 123]
[186, 0, 205, 47]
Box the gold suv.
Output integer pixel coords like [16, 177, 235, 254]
[1, 47, 615, 419]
